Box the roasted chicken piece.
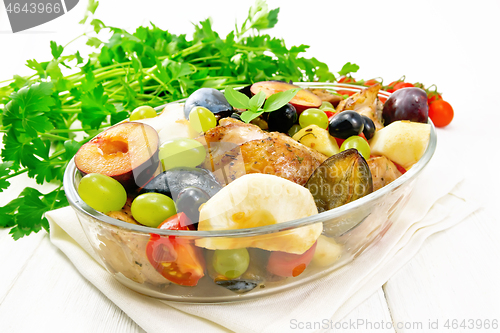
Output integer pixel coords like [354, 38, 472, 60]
[336, 84, 384, 129]
[106, 197, 139, 225]
[367, 155, 403, 191]
[201, 119, 327, 186]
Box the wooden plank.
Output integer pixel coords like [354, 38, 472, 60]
[0, 230, 45, 304]
[0, 236, 144, 333]
[383, 210, 500, 333]
[326, 288, 396, 333]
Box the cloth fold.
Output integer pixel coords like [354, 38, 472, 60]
[47, 156, 478, 333]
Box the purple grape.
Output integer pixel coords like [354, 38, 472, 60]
[382, 87, 428, 125]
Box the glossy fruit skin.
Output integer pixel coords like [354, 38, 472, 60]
[328, 111, 364, 139]
[189, 106, 217, 133]
[129, 105, 157, 121]
[159, 138, 206, 170]
[320, 101, 334, 110]
[299, 108, 329, 129]
[183, 88, 233, 119]
[361, 116, 376, 140]
[230, 112, 242, 121]
[78, 173, 127, 213]
[393, 82, 414, 91]
[288, 124, 301, 137]
[175, 187, 210, 229]
[428, 100, 454, 127]
[364, 79, 380, 87]
[212, 248, 250, 279]
[267, 242, 317, 277]
[340, 136, 371, 160]
[382, 87, 429, 125]
[267, 103, 297, 133]
[131, 192, 177, 227]
[146, 215, 205, 286]
[140, 167, 222, 199]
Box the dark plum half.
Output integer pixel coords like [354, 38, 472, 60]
[184, 88, 233, 119]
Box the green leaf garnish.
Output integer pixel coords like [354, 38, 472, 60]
[224, 87, 250, 109]
[248, 91, 266, 110]
[338, 62, 360, 76]
[262, 88, 300, 112]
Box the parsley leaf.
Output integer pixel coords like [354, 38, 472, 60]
[50, 41, 64, 59]
[338, 62, 360, 76]
[0, 161, 14, 192]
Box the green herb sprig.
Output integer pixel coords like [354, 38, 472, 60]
[224, 87, 300, 123]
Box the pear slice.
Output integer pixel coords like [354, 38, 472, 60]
[196, 174, 322, 254]
[370, 120, 430, 169]
[135, 103, 198, 144]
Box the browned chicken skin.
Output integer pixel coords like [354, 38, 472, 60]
[367, 155, 403, 191]
[200, 118, 327, 186]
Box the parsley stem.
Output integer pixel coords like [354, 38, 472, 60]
[59, 109, 81, 113]
[41, 133, 69, 141]
[3, 168, 28, 180]
[63, 33, 86, 48]
[50, 127, 105, 133]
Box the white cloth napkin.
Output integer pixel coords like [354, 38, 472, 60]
[47, 153, 478, 333]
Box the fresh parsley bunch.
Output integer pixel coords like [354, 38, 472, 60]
[0, 0, 338, 239]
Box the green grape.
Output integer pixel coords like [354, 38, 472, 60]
[319, 101, 334, 110]
[131, 193, 177, 227]
[189, 106, 217, 133]
[212, 248, 250, 279]
[340, 136, 371, 160]
[299, 108, 329, 129]
[78, 173, 127, 213]
[130, 105, 157, 121]
[159, 138, 207, 170]
[288, 124, 302, 137]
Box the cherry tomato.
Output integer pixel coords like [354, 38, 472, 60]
[337, 77, 357, 96]
[427, 91, 443, 104]
[428, 100, 454, 127]
[393, 82, 414, 91]
[335, 137, 345, 147]
[146, 213, 205, 286]
[358, 132, 368, 142]
[364, 79, 379, 86]
[392, 160, 407, 174]
[324, 110, 336, 119]
[267, 242, 317, 277]
[386, 81, 400, 93]
[379, 96, 388, 104]
[158, 212, 194, 230]
[338, 76, 356, 84]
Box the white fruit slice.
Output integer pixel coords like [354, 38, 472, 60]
[370, 120, 430, 169]
[312, 235, 344, 267]
[134, 103, 197, 144]
[292, 124, 340, 157]
[196, 173, 322, 254]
